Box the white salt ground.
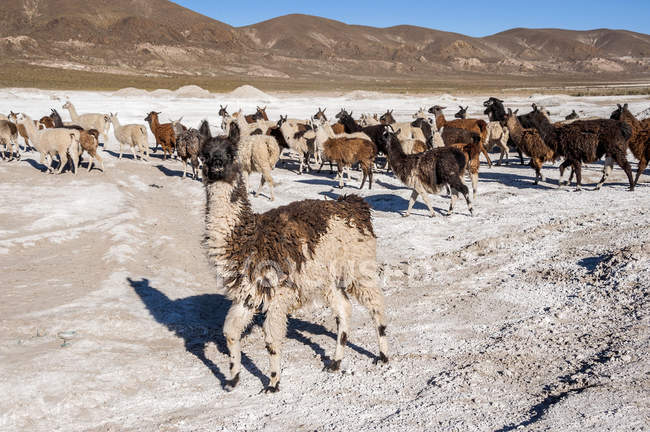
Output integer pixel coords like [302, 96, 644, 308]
[0, 89, 648, 431]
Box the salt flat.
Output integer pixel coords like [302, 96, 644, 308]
[0, 89, 648, 431]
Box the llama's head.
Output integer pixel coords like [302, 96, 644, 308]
[218, 105, 228, 117]
[412, 108, 428, 120]
[144, 111, 160, 124]
[504, 108, 520, 130]
[335, 108, 349, 119]
[62, 101, 72, 110]
[255, 106, 269, 121]
[428, 105, 446, 117]
[378, 124, 397, 148]
[49, 109, 62, 125]
[313, 107, 327, 121]
[483, 97, 503, 107]
[8, 111, 17, 122]
[454, 106, 468, 119]
[609, 103, 630, 121]
[531, 104, 551, 119]
[200, 136, 240, 184]
[379, 109, 395, 125]
[276, 115, 288, 128]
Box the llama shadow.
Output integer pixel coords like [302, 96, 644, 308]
[479, 171, 556, 190]
[129, 277, 377, 388]
[319, 190, 439, 215]
[155, 164, 186, 179]
[295, 178, 342, 188]
[103, 149, 143, 161]
[373, 179, 410, 191]
[23, 156, 75, 173]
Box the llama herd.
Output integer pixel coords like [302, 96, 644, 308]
[1, 96, 649, 393]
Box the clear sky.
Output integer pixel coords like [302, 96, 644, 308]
[174, 0, 649, 36]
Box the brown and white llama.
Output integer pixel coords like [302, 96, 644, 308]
[378, 125, 474, 217]
[200, 136, 388, 393]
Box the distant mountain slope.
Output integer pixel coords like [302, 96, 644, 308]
[0, 2, 648, 81]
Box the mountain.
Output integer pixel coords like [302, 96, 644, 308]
[1, 1, 649, 84]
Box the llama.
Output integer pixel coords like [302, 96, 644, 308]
[200, 137, 388, 392]
[454, 106, 469, 119]
[360, 113, 380, 127]
[175, 124, 205, 180]
[17, 113, 79, 174]
[528, 109, 635, 190]
[504, 109, 556, 184]
[446, 132, 482, 198]
[379, 110, 426, 143]
[485, 122, 511, 165]
[277, 115, 316, 174]
[428, 105, 492, 167]
[8, 111, 34, 150]
[378, 125, 474, 217]
[110, 113, 148, 161]
[312, 120, 375, 189]
[0, 120, 20, 161]
[610, 103, 650, 186]
[565, 110, 579, 121]
[62, 101, 110, 144]
[231, 112, 281, 200]
[144, 112, 175, 159]
[50, 109, 104, 172]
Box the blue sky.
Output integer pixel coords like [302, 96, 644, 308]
[175, 1, 649, 36]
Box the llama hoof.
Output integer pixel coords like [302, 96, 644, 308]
[373, 352, 389, 365]
[263, 383, 280, 393]
[323, 360, 341, 372]
[224, 373, 240, 391]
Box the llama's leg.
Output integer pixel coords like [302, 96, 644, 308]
[418, 190, 436, 218]
[558, 160, 573, 186]
[635, 158, 647, 186]
[57, 152, 69, 175]
[595, 156, 614, 190]
[471, 171, 479, 199]
[518, 148, 524, 165]
[131, 145, 138, 161]
[352, 277, 389, 364]
[480, 143, 492, 167]
[573, 161, 583, 190]
[405, 189, 419, 217]
[448, 189, 457, 214]
[611, 150, 634, 191]
[368, 164, 373, 190]
[118, 142, 124, 159]
[262, 304, 288, 393]
[532, 159, 542, 184]
[223, 302, 255, 390]
[337, 163, 344, 188]
[324, 288, 352, 372]
[448, 176, 473, 216]
[359, 165, 368, 190]
[94, 151, 104, 172]
[182, 160, 188, 179]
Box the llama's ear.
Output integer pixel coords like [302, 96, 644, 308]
[465, 106, 469, 110]
[514, 109, 519, 115]
[507, 108, 512, 115]
[623, 103, 628, 109]
[349, 111, 353, 117]
[617, 104, 621, 109]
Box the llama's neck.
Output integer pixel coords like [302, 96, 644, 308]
[20, 116, 40, 144]
[111, 117, 121, 131]
[507, 119, 525, 144]
[66, 104, 79, 121]
[235, 115, 251, 136]
[386, 135, 409, 181]
[204, 175, 254, 267]
[436, 114, 446, 131]
[622, 111, 641, 132]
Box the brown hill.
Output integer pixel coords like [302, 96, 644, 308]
[0, 1, 649, 84]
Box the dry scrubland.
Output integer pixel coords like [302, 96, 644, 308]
[0, 88, 648, 431]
